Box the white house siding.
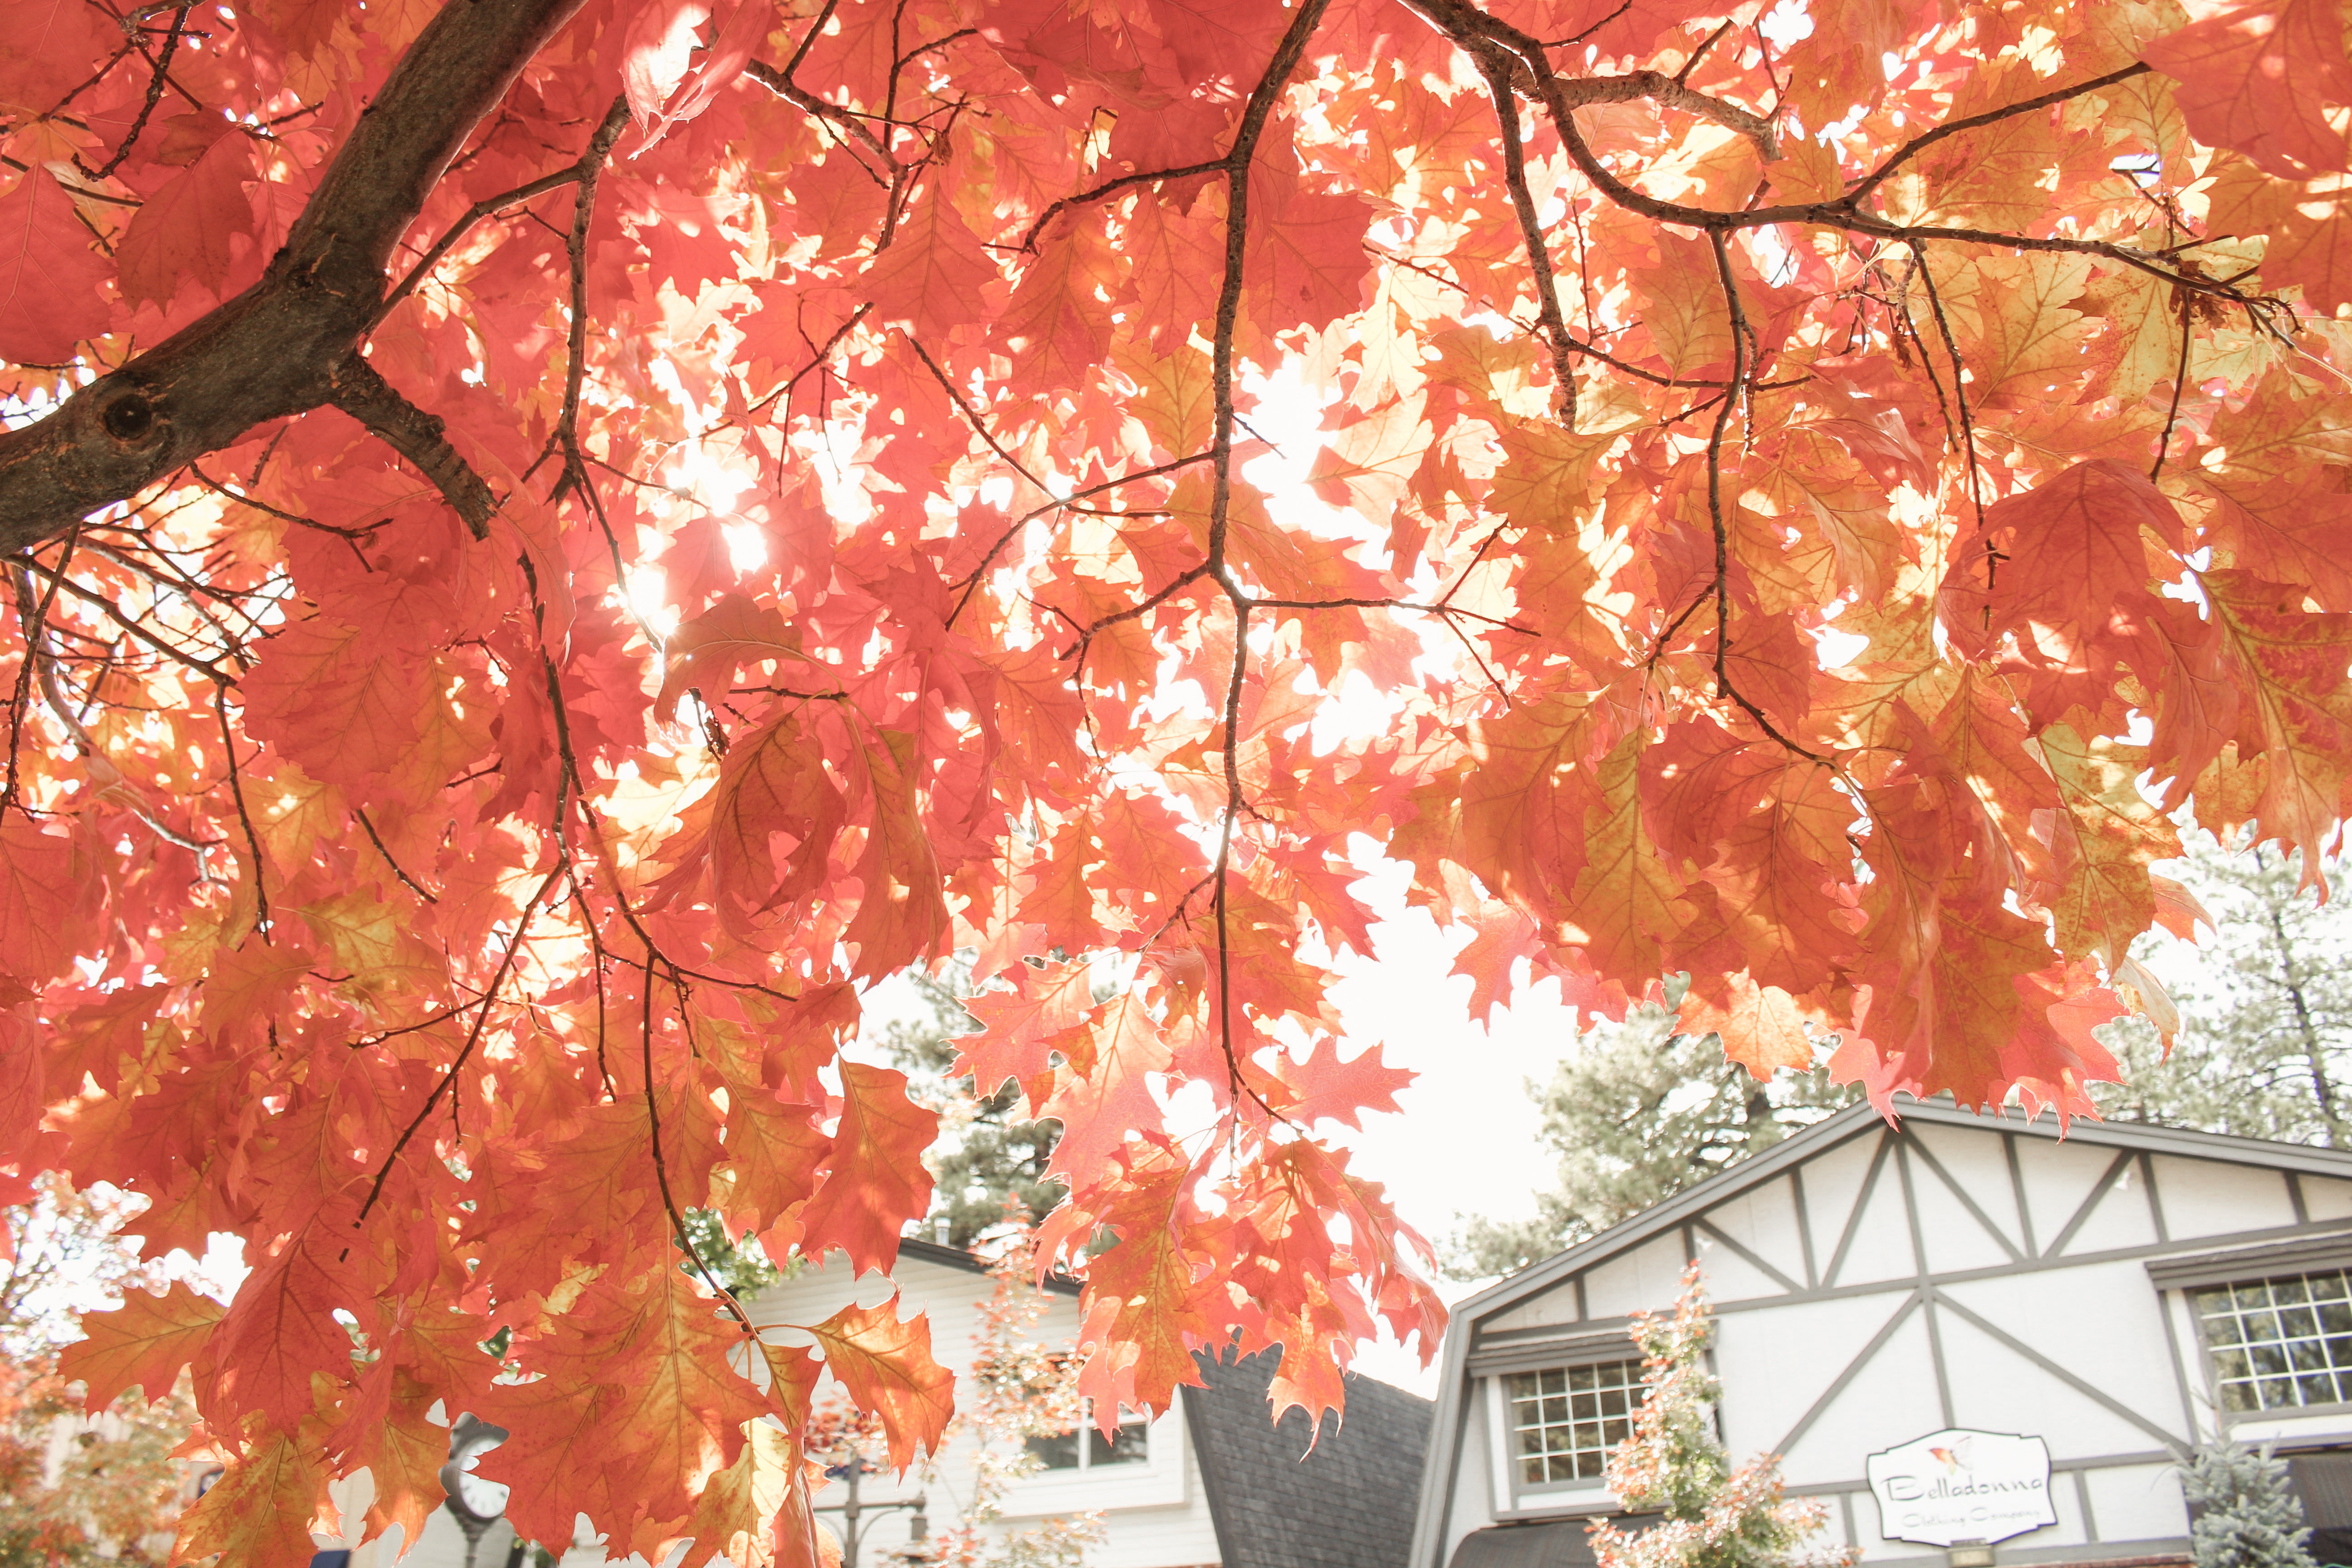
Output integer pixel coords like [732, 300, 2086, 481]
[1413, 1104, 2352, 1568]
[335, 1245, 1220, 1568]
[745, 1248, 1223, 1568]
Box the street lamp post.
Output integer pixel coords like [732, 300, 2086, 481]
[813, 1452, 928, 1568]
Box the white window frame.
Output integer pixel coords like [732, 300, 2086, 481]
[2189, 1267, 2352, 1421]
[1024, 1397, 1152, 1475]
[1484, 1356, 1648, 1518]
[1002, 1394, 1188, 1515]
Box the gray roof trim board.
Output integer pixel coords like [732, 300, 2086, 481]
[1408, 1100, 2352, 1568]
[1465, 1329, 1641, 1377]
[871, 1235, 1085, 1294]
[1452, 1100, 2352, 1327]
[2144, 1227, 2352, 1289]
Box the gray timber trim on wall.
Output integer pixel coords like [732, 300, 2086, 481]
[1418, 1105, 2352, 1568]
[1468, 1216, 2352, 1362]
[1467, 1328, 1643, 1378]
[1449, 1103, 2352, 1337]
[2144, 1229, 2352, 1289]
[1408, 1284, 1481, 1568]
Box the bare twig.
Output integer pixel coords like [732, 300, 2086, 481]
[1472, 48, 1581, 428]
[89, 4, 194, 181]
[211, 683, 274, 940]
[358, 805, 441, 903]
[3, 528, 78, 818]
[1701, 233, 1831, 763]
[15, 558, 234, 682]
[645, 960, 760, 1337]
[745, 58, 894, 165]
[2151, 293, 2198, 482]
[549, 96, 634, 506]
[376, 164, 594, 325]
[1906, 242, 1985, 538]
[353, 850, 572, 1230]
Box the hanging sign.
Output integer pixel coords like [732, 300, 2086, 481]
[1865, 1428, 2058, 1547]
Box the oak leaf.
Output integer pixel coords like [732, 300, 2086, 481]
[0, 168, 113, 365]
[798, 1293, 955, 1471]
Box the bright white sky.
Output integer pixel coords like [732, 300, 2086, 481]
[1310, 857, 1582, 1396]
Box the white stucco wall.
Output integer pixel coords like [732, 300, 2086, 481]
[1416, 1107, 2352, 1568]
[744, 1250, 1223, 1568]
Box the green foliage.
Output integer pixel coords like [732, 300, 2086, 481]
[679, 1209, 788, 1299]
[2182, 1441, 2318, 1568]
[1590, 1269, 1852, 1568]
[2098, 833, 2352, 1146]
[882, 971, 1067, 1248]
[1450, 1003, 1854, 1279]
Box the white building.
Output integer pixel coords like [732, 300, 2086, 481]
[1412, 1101, 2352, 1568]
[750, 1236, 1431, 1568]
[339, 1235, 1426, 1568]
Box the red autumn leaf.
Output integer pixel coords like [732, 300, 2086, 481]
[657, 591, 806, 718]
[113, 128, 260, 307]
[2146, 0, 2352, 179]
[0, 168, 113, 364]
[0, 0, 121, 114]
[1268, 1037, 1416, 1131]
[172, 1430, 328, 1568]
[859, 184, 1001, 342]
[5, 0, 2351, 1555]
[0, 821, 80, 988]
[1676, 972, 1817, 1078]
[796, 1063, 939, 1276]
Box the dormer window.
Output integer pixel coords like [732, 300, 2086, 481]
[1507, 1360, 1642, 1485]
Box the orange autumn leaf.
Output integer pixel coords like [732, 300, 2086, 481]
[797, 1293, 954, 1472]
[5, 0, 2352, 1556]
[58, 1281, 225, 1411]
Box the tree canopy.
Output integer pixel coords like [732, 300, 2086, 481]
[4, 0, 2351, 1562]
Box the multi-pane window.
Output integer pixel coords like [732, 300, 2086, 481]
[1027, 1402, 1150, 1471]
[2193, 1268, 2352, 1412]
[1507, 1360, 1642, 1485]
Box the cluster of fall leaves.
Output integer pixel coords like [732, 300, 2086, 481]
[5, 0, 2352, 1562]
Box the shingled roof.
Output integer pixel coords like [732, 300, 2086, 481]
[1182, 1348, 1433, 1568]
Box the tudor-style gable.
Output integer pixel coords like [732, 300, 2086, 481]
[1415, 1104, 2352, 1568]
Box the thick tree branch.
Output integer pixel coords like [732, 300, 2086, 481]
[1406, 0, 1778, 157]
[0, 0, 593, 555]
[327, 356, 496, 538]
[1401, 0, 2259, 315]
[549, 96, 633, 507]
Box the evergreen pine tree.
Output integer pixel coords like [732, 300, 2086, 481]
[1450, 1001, 1853, 1279]
[2098, 833, 2352, 1146]
[881, 969, 1067, 1249]
[2181, 1441, 2318, 1568]
[1589, 1267, 1855, 1568]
